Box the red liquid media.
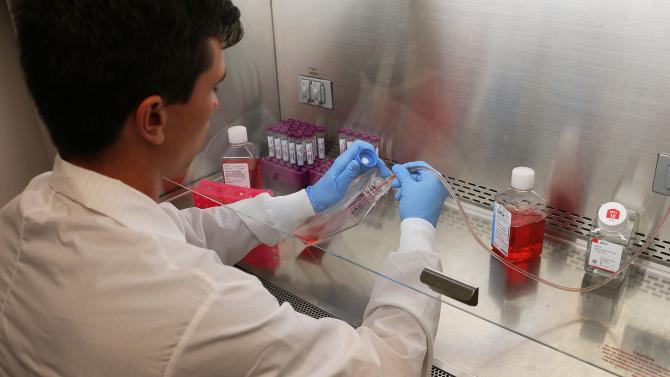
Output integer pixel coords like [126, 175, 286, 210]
[222, 158, 263, 189]
[494, 211, 546, 262]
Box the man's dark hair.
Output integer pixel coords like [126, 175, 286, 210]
[11, 0, 243, 159]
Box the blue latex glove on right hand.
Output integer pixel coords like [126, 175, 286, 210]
[307, 140, 391, 213]
[391, 161, 449, 227]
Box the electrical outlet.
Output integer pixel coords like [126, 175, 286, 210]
[652, 153, 670, 196]
[297, 75, 333, 109]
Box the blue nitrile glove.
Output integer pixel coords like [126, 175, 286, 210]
[391, 161, 449, 227]
[307, 140, 391, 213]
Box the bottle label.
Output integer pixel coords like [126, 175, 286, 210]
[346, 140, 353, 149]
[296, 143, 305, 166]
[317, 137, 326, 159]
[306, 142, 315, 165]
[288, 141, 296, 164]
[339, 138, 347, 154]
[267, 136, 274, 157]
[587, 238, 625, 273]
[491, 202, 512, 256]
[222, 163, 250, 188]
[281, 139, 289, 161]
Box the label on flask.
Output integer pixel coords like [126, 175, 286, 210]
[267, 136, 274, 157]
[222, 163, 250, 188]
[317, 137, 326, 159]
[587, 238, 624, 273]
[491, 202, 512, 256]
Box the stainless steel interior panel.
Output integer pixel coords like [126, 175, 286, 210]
[184, 0, 279, 184]
[271, 0, 670, 239]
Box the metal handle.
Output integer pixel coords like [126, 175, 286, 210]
[420, 268, 479, 306]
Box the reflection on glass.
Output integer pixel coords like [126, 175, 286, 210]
[488, 256, 541, 327]
[578, 273, 627, 344]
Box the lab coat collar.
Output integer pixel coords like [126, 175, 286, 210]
[49, 155, 186, 242]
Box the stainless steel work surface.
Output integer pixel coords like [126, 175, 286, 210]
[166, 181, 670, 376]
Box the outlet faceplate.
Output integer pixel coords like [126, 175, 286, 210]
[297, 76, 333, 110]
[652, 153, 670, 196]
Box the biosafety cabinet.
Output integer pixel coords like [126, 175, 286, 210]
[3, 0, 670, 377]
[168, 1, 670, 376]
[3, 0, 670, 374]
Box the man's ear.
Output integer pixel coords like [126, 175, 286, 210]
[135, 95, 166, 145]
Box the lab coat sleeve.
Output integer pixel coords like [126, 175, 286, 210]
[159, 190, 315, 265]
[167, 218, 442, 377]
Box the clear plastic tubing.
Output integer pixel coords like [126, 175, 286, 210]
[406, 165, 670, 293]
[338, 128, 347, 154]
[305, 130, 315, 166]
[316, 126, 326, 160]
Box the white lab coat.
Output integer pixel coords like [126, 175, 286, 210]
[0, 156, 442, 377]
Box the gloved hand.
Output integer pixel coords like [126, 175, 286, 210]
[307, 140, 391, 213]
[391, 161, 449, 227]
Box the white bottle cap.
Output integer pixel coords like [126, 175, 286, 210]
[227, 125, 248, 144]
[597, 202, 628, 233]
[511, 167, 535, 190]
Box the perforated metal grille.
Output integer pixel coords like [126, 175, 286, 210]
[431, 366, 455, 377]
[438, 172, 670, 268]
[251, 272, 454, 376]
[257, 277, 337, 320]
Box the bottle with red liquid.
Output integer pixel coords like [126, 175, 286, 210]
[491, 167, 547, 262]
[221, 125, 262, 188]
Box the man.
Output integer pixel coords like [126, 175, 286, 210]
[0, 1, 449, 376]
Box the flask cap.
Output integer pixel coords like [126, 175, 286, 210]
[511, 167, 535, 190]
[597, 202, 628, 233]
[356, 148, 378, 170]
[228, 125, 248, 144]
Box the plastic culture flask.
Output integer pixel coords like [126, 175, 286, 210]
[338, 128, 347, 154]
[491, 167, 547, 262]
[293, 147, 392, 243]
[584, 202, 638, 279]
[316, 126, 326, 160]
[265, 124, 274, 158]
[221, 125, 262, 188]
